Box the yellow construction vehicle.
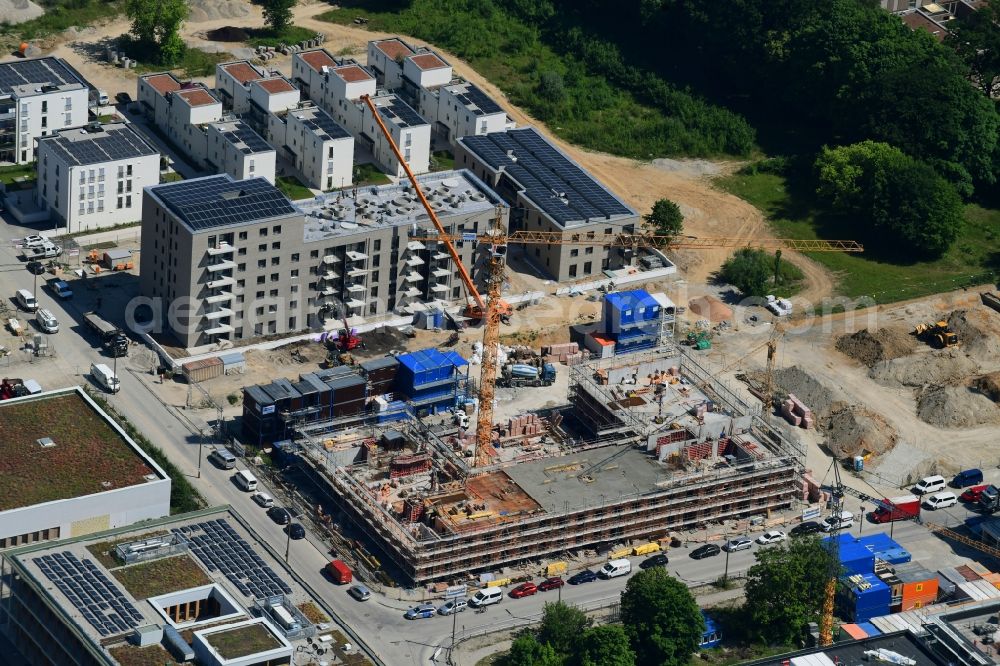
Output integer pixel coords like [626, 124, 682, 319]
[913, 321, 958, 349]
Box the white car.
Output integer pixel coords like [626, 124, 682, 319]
[250, 491, 274, 508]
[21, 235, 46, 249]
[923, 491, 958, 510]
[756, 530, 787, 545]
[438, 599, 467, 615]
[723, 537, 752, 552]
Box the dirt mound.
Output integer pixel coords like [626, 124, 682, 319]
[869, 349, 978, 388]
[354, 325, 410, 358]
[947, 308, 1000, 368]
[835, 327, 916, 367]
[206, 26, 250, 42]
[823, 402, 898, 459]
[916, 384, 1000, 428]
[975, 372, 1000, 401]
[1, 0, 43, 25]
[772, 366, 836, 416]
[188, 0, 251, 23]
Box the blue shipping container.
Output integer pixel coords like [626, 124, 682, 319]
[396, 348, 457, 389]
[603, 290, 661, 335]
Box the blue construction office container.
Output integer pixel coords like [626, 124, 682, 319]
[857, 533, 911, 565]
[823, 533, 911, 575]
[395, 348, 468, 414]
[602, 290, 661, 354]
[700, 612, 721, 648]
[839, 573, 891, 622]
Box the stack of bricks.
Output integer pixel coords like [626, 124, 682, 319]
[542, 342, 579, 364]
[496, 413, 545, 440]
[781, 393, 814, 429]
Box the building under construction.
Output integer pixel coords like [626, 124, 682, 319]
[297, 346, 803, 584]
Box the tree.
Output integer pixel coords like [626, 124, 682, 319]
[499, 635, 562, 666]
[124, 0, 189, 66]
[537, 601, 590, 660]
[743, 535, 835, 644]
[620, 568, 703, 666]
[577, 625, 635, 666]
[644, 198, 683, 236]
[815, 141, 964, 257]
[947, 0, 1000, 98]
[262, 0, 297, 35]
[719, 248, 772, 297]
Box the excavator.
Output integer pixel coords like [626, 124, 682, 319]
[913, 320, 958, 349]
[360, 94, 864, 470]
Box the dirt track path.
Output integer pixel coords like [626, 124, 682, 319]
[33, 0, 835, 301]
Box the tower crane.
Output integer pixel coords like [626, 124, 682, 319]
[360, 94, 864, 470]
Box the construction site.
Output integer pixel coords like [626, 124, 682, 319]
[286, 343, 803, 584]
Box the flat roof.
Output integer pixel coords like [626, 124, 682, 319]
[410, 52, 448, 71]
[0, 389, 163, 512]
[0, 56, 86, 95]
[460, 127, 635, 228]
[373, 38, 415, 61]
[299, 49, 337, 73]
[149, 175, 298, 232]
[255, 77, 296, 95]
[299, 169, 501, 242]
[745, 632, 946, 666]
[143, 72, 182, 96]
[333, 64, 373, 83]
[211, 120, 274, 155]
[220, 61, 265, 85]
[443, 80, 503, 116]
[372, 93, 426, 128]
[39, 122, 157, 167]
[289, 105, 350, 141]
[175, 87, 219, 107]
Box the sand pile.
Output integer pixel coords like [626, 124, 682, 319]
[188, 0, 251, 22]
[1, 0, 43, 25]
[947, 308, 1000, 368]
[835, 327, 916, 367]
[975, 372, 1000, 401]
[773, 366, 836, 416]
[869, 349, 977, 388]
[916, 384, 1000, 428]
[823, 402, 898, 458]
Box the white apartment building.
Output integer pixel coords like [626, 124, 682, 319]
[36, 122, 159, 233]
[0, 57, 90, 164]
[206, 120, 276, 184]
[367, 38, 513, 145]
[292, 49, 430, 178]
[267, 103, 353, 191]
[137, 73, 223, 165]
[214, 60, 268, 113]
[245, 76, 301, 135]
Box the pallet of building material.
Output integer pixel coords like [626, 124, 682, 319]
[787, 393, 812, 418]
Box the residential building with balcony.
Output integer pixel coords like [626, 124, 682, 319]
[291, 48, 430, 177]
[205, 119, 276, 184]
[36, 122, 159, 233]
[214, 60, 269, 113]
[0, 56, 90, 164]
[245, 76, 301, 136]
[456, 127, 639, 282]
[266, 103, 353, 191]
[139, 170, 505, 349]
[137, 74, 224, 166]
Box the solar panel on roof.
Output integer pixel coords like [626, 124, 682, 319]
[378, 97, 426, 128]
[455, 84, 503, 116]
[152, 176, 297, 230]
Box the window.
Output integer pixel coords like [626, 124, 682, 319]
[238, 247, 246, 256]
[271, 257, 280, 266]
[273, 225, 281, 234]
[291, 253, 299, 262]
[328, 146, 334, 158]
[309, 266, 317, 275]
[269, 289, 279, 297]
[97, 199, 104, 212]
[373, 239, 382, 251]
[373, 255, 380, 267]
[239, 231, 248, 240]
[290, 269, 299, 278]
[237, 279, 245, 287]
[237, 263, 246, 272]
[259, 228, 267, 237]
[291, 285, 299, 293]
[126, 179, 132, 192]
[289, 316, 296, 329]
[583, 261, 592, 274]
[249, 159, 255, 174]
[117, 196, 122, 209]
[258, 243, 267, 252]
[79, 201, 85, 214]
[257, 259, 266, 269]
[126, 195, 132, 208]
[118, 165, 124, 178]
[41, 100, 47, 113]
[570, 249, 579, 257]
[271, 242, 280, 250]
[310, 250, 319, 259]
[236, 295, 244, 303]
[255, 307, 264, 316]
[127, 164, 132, 176]
[40, 116, 46, 128]
[256, 290, 265, 298]
[569, 265, 577, 277]
[256, 276, 265, 284]
[585, 247, 594, 255]
[270, 273, 279, 282]
[371, 286, 378, 297]
[64, 113, 71, 126]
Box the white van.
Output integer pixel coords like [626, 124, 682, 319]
[469, 587, 503, 608]
[35, 308, 58, 333]
[234, 470, 258, 492]
[90, 362, 120, 393]
[821, 510, 855, 532]
[15, 289, 37, 312]
[914, 475, 946, 495]
[924, 491, 958, 510]
[599, 559, 632, 579]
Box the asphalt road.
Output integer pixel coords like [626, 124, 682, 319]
[0, 219, 983, 665]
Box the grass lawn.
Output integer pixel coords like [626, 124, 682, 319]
[715, 171, 1000, 304]
[112, 555, 211, 599]
[247, 25, 317, 48]
[276, 175, 314, 200]
[353, 162, 391, 186]
[430, 150, 455, 172]
[108, 644, 181, 666]
[0, 0, 121, 41]
[132, 47, 232, 79]
[206, 624, 282, 659]
[160, 171, 184, 183]
[297, 601, 329, 624]
[0, 163, 37, 185]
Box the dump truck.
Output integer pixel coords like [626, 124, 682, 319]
[913, 320, 958, 349]
[83, 312, 128, 357]
[870, 495, 920, 523]
[499, 363, 556, 388]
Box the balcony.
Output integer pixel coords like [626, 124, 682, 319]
[347, 267, 369, 277]
[204, 323, 235, 335]
[322, 254, 341, 265]
[406, 241, 425, 252]
[205, 259, 236, 272]
[321, 286, 337, 296]
[345, 250, 368, 262]
[321, 270, 340, 281]
[432, 268, 450, 278]
[433, 252, 448, 260]
[204, 307, 234, 320]
[347, 283, 366, 293]
[207, 276, 236, 289]
[405, 256, 425, 267]
[401, 287, 422, 298]
[430, 283, 449, 293]
[404, 272, 424, 283]
[205, 291, 234, 304]
[207, 243, 235, 256]
[346, 298, 365, 309]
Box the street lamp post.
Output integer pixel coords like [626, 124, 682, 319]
[859, 506, 866, 535]
[284, 523, 292, 563]
[197, 429, 205, 479]
[723, 542, 731, 585]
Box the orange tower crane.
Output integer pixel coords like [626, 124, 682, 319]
[361, 95, 863, 470]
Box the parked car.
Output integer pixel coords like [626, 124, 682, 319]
[21, 235, 45, 249]
[691, 544, 721, 559]
[347, 584, 371, 602]
[723, 538, 752, 552]
[821, 511, 855, 532]
[404, 604, 436, 620]
[208, 449, 237, 469]
[639, 553, 669, 569]
[538, 577, 565, 591]
[756, 530, 787, 545]
[961, 484, 990, 503]
[510, 582, 538, 598]
[267, 506, 291, 525]
[914, 475, 946, 495]
[286, 523, 305, 539]
[923, 492, 958, 511]
[568, 569, 598, 585]
[438, 599, 467, 615]
[251, 491, 274, 508]
[951, 469, 984, 489]
[116, 91, 132, 105]
[25, 260, 44, 275]
[790, 521, 823, 536]
[50, 280, 73, 299]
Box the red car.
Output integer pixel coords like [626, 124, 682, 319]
[538, 577, 565, 592]
[510, 582, 538, 598]
[961, 484, 990, 502]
